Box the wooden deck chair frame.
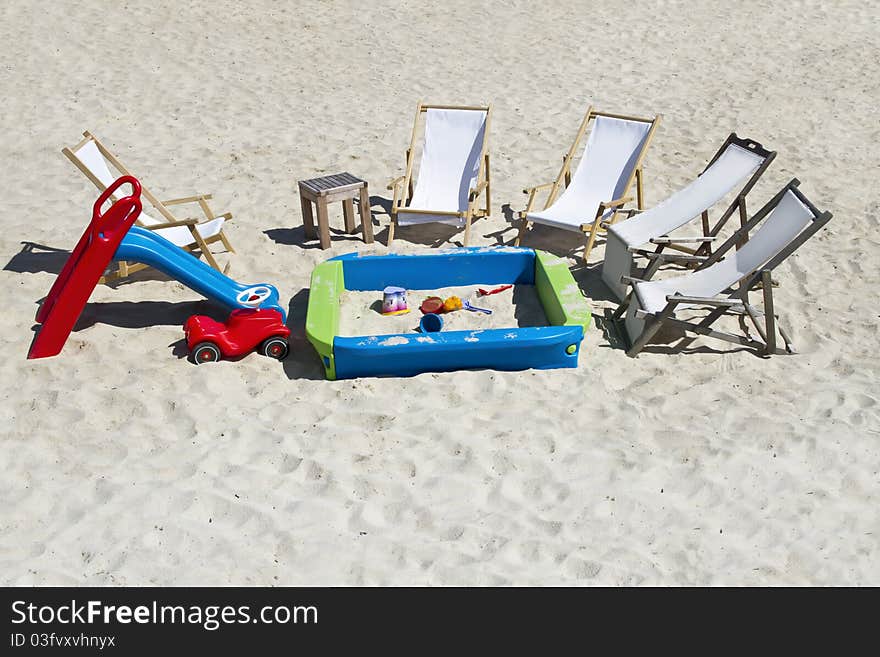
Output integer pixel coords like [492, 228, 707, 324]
[612, 179, 832, 358]
[628, 133, 776, 265]
[515, 107, 661, 263]
[386, 102, 492, 247]
[62, 131, 235, 283]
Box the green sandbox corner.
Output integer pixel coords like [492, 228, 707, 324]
[305, 259, 344, 380]
[534, 250, 592, 332]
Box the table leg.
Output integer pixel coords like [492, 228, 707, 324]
[358, 185, 374, 244]
[316, 197, 331, 249]
[342, 198, 357, 234]
[300, 193, 316, 240]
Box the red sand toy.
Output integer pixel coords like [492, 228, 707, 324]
[419, 296, 444, 314]
[477, 284, 512, 297]
[184, 308, 290, 364]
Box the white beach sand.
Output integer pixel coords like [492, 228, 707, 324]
[0, 0, 877, 585]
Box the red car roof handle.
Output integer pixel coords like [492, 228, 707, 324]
[91, 175, 142, 242]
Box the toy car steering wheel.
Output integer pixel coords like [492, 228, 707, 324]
[237, 286, 272, 307]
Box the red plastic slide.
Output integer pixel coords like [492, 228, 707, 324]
[28, 176, 143, 359]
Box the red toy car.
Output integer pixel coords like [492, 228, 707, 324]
[184, 308, 290, 364]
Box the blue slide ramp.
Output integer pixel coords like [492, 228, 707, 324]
[114, 226, 285, 319]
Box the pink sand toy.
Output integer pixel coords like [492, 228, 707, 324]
[381, 286, 409, 315]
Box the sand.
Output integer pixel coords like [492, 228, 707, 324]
[338, 284, 547, 337]
[1, 0, 878, 585]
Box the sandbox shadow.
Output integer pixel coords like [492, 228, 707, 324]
[512, 284, 550, 328]
[281, 288, 326, 381]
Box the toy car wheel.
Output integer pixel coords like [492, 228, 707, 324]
[192, 342, 222, 364]
[261, 337, 289, 361]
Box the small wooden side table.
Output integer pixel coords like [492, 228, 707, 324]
[298, 172, 374, 249]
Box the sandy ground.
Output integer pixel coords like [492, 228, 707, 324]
[0, 0, 878, 585]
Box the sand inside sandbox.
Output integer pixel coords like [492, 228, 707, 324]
[337, 284, 549, 337]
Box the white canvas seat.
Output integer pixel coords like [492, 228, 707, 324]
[515, 107, 660, 262]
[615, 180, 831, 357]
[63, 131, 235, 280]
[73, 140, 225, 246]
[602, 135, 775, 300]
[388, 103, 491, 246]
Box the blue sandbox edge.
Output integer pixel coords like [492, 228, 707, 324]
[330, 247, 536, 290]
[334, 325, 583, 379]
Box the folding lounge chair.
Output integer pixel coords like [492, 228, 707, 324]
[515, 107, 660, 263]
[63, 131, 235, 282]
[614, 179, 831, 357]
[387, 103, 491, 247]
[602, 134, 776, 300]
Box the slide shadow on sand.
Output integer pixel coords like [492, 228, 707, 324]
[44, 291, 331, 375]
[72, 299, 216, 331]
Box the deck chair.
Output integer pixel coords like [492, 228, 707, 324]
[602, 134, 776, 300]
[515, 107, 660, 262]
[613, 179, 831, 357]
[63, 131, 235, 282]
[387, 103, 491, 247]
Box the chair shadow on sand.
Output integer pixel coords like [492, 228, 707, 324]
[5, 242, 71, 276]
[264, 225, 372, 250]
[484, 204, 617, 295]
[370, 194, 474, 249]
[7, 241, 183, 289]
[596, 307, 759, 358]
[264, 195, 508, 250]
